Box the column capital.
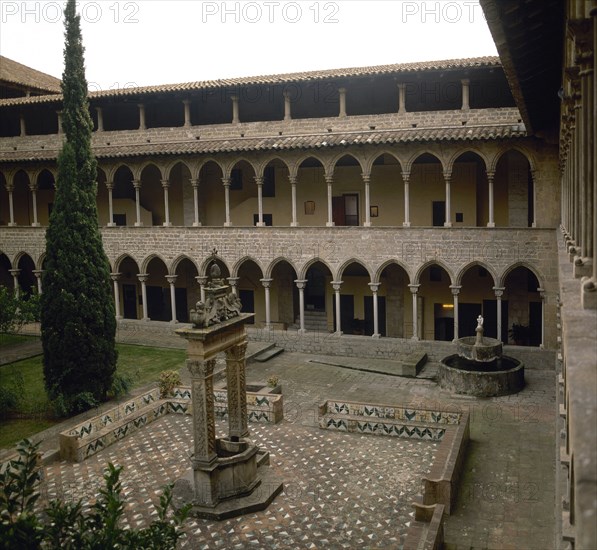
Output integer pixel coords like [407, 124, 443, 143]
[137, 273, 149, 283]
[182, 98, 191, 106]
[110, 272, 121, 282]
[493, 286, 506, 298]
[161, 179, 170, 189]
[368, 282, 381, 292]
[289, 175, 298, 185]
[195, 275, 208, 286]
[190, 178, 199, 188]
[132, 179, 141, 189]
[222, 177, 231, 187]
[443, 171, 452, 182]
[402, 171, 411, 183]
[9, 269, 21, 277]
[331, 281, 343, 292]
[165, 275, 178, 284]
[294, 279, 307, 290]
[260, 278, 273, 288]
[225, 340, 248, 362]
[408, 284, 420, 294]
[325, 174, 334, 184]
[255, 176, 264, 186]
[227, 276, 240, 285]
[449, 285, 462, 295]
[32, 269, 43, 278]
[187, 358, 216, 378]
[461, 78, 470, 85]
[537, 287, 546, 300]
[106, 180, 114, 190]
[361, 173, 371, 183]
[28, 182, 38, 192]
[486, 170, 495, 180]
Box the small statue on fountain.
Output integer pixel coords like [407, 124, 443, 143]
[475, 315, 484, 345]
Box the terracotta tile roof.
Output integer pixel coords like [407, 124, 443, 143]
[0, 56, 61, 94]
[0, 56, 500, 107]
[0, 123, 525, 162]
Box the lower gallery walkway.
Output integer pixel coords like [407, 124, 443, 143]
[20, 342, 556, 550]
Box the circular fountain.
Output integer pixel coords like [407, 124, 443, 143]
[439, 315, 524, 397]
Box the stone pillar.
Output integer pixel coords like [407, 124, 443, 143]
[96, 107, 104, 131]
[138, 103, 146, 130]
[222, 177, 232, 226]
[530, 170, 538, 228]
[29, 183, 40, 227]
[402, 171, 411, 227]
[487, 170, 496, 227]
[133, 179, 143, 226]
[444, 172, 452, 227]
[9, 269, 20, 298]
[166, 275, 178, 323]
[196, 275, 208, 302]
[538, 288, 546, 349]
[137, 273, 149, 320]
[191, 178, 201, 226]
[398, 83, 407, 114]
[32, 270, 43, 294]
[283, 90, 292, 121]
[161, 179, 172, 227]
[225, 341, 250, 441]
[106, 181, 116, 226]
[461, 79, 470, 111]
[450, 285, 461, 341]
[255, 176, 265, 226]
[187, 358, 218, 466]
[7, 184, 16, 226]
[494, 287, 505, 342]
[224, 277, 238, 297]
[290, 175, 298, 227]
[111, 273, 122, 319]
[363, 174, 372, 227]
[409, 284, 420, 340]
[231, 95, 240, 124]
[57, 111, 63, 135]
[332, 281, 343, 334]
[325, 175, 334, 227]
[368, 282, 381, 338]
[20, 113, 26, 137]
[261, 278, 273, 328]
[338, 87, 347, 117]
[183, 99, 191, 127]
[295, 279, 307, 333]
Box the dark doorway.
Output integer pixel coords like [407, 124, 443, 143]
[432, 201, 446, 227]
[147, 286, 168, 321]
[175, 288, 188, 323]
[529, 301, 542, 346]
[458, 303, 482, 339]
[305, 266, 326, 311]
[239, 289, 255, 324]
[122, 284, 137, 319]
[333, 194, 359, 226]
[364, 296, 387, 336]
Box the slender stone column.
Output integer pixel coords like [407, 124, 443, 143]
[191, 178, 201, 226]
[9, 269, 20, 298]
[255, 176, 265, 226]
[96, 107, 104, 131]
[538, 288, 546, 349]
[187, 358, 218, 466]
[487, 171, 496, 227]
[231, 95, 240, 124]
[183, 99, 191, 127]
[225, 341, 250, 441]
[227, 277, 240, 296]
[402, 171, 411, 227]
[133, 179, 143, 226]
[290, 175, 298, 227]
[32, 270, 43, 295]
[332, 281, 343, 335]
[338, 87, 347, 117]
[444, 172, 452, 227]
[283, 90, 292, 121]
[195, 275, 208, 302]
[7, 184, 15, 226]
[20, 114, 26, 137]
[368, 282, 381, 338]
[408, 284, 420, 340]
[28, 183, 40, 227]
[138, 103, 146, 130]
[295, 279, 307, 333]
[398, 83, 407, 114]
[450, 285, 461, 342]
[325, 175, 334, 227]
[57, 111, 63, 135]
[493, 287, 505, 342]
[461, 79, 470, 111]
[111, 273, 122, 319]
[363, 174, 372, 227]
[161, 179, 172, 227]
[137, 273, 149, 320]
[166, 275, 178, 323]
[222, 177, 232, 226]
[530, 170, 538, 228]
[106, 181, 116, 226]
[261, 278, 273, 329]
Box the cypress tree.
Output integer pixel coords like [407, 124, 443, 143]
[41, 0, 117, 408]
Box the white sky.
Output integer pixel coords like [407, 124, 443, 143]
[1, 1, 498, 90]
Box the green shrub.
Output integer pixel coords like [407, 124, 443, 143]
[50, 392, 98, 418]
[110, 372, 134, 399]
[0, 387, 19, 418]
[158, 371, 181, 398]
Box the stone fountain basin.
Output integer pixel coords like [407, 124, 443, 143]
[456, 336, 503, 362]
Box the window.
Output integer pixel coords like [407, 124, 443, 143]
[230, 168, 243, 190]
[456, 212, 464, 223]
[263, 166, 275, 197]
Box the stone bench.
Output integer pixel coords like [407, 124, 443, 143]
[318, 399, 462, 441]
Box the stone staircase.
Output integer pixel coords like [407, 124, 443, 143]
[293, 310, 329, 332]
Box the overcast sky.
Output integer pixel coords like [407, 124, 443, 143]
[1, 1, 498, 90]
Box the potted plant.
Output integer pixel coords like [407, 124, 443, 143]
[509, 324, 530, 346]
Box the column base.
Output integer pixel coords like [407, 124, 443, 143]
[163, 222, 173, 227]
[224, 222, 233, 227]
[170, 319, 178, 324]
[402, 222, 411, 227]
[363, 222, 372, 227]
[297, 328, 307, 334]
[134, 222, 144, 227]
[31, 222, 41, 227]
[410, 336, 420, 341]
[290, 222, 299, 227]
[115, 315, 123, 320]
[532, 222, 537, 228]
[256, 222, 266, 227]
[372, 333, 381, 339]
[581, 277, 597, 310]
[443, 222, 452, 228]
[487, 222, 495, 228]
[573, 257, 593, 279]
[107, 222, 116, 227]
[142, 317, 150, 322]
[334, 331, 343, 336]
[326, 222, 335, 227]
[192, 222, 202, 227]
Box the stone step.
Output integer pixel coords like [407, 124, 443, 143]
[252, 346, 284, 363]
